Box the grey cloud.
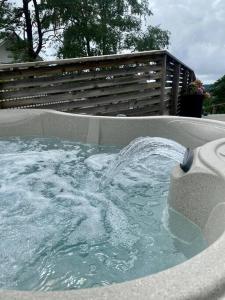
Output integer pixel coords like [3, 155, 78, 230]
[150, 0, 225, 83]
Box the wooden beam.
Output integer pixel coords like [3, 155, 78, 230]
[170, 63, 181, 115]
[0, 50, 166, 70]
[182, 70, 188, 93]
[159, 54, 167, 115]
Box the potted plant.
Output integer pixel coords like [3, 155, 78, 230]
[180, 80, 210, 118]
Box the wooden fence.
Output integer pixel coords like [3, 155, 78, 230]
[0, 50, 195, 116]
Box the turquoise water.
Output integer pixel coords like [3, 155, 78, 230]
[0, 137, 206, 291]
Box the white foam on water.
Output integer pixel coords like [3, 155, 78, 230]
[85, 154, 116, 171]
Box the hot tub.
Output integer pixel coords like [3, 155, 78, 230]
[1, 109, 225, 300]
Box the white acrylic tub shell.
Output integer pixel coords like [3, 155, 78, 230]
[1, 109, 225, 300]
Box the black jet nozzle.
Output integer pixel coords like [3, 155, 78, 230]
[180, 148, 194, 173]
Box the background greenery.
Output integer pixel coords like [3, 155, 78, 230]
[203, 77, 225, 114]
[0, 0, 170, 61]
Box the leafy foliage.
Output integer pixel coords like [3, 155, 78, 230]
[125, 25, 170, 52]
[210, 75, 225, 113]
[0, 2, 16, 39]
[0, 0, 60, 62]
[0, 0, 170, 61]
[40, 0, 169, 58]
[211, 75, 225, 102]
[57, 0, 157, 58]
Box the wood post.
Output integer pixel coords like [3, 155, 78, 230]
[182, 70, 189, 94]
[171, 63, 181, 115]
[160, 54, 167, 115]
[190, 71, 196, 82]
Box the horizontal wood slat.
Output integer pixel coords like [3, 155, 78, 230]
[69, 97, 161, 115]
[2, 89, 160, 111]
[0, 50, 166, 70]
[0, 74, 162, 100]
[1, 65, 162, 90]
[0, 57, 163, 80]
[102, 105, 160, 116]
[0, 82, 161, 107]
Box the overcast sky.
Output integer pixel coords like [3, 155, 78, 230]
[149, 0, 225, 83]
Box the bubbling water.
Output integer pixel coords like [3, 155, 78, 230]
[0, 137, 206, 291]
[101, 137, 185, 188]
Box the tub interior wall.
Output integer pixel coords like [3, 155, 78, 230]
[169, 166, 225, 245]
[2, 110, 225, 148]
[1, 109, 225, 245]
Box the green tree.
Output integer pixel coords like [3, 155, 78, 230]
[125, 25, 170, 52]
[0, 1, 10, 29]
[0, 0, 59, 62]
[210, 75, 225, 113]
[54, 0, 169, 58]
[0, 0, 170, 61]
[46, 0, 100, 57]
